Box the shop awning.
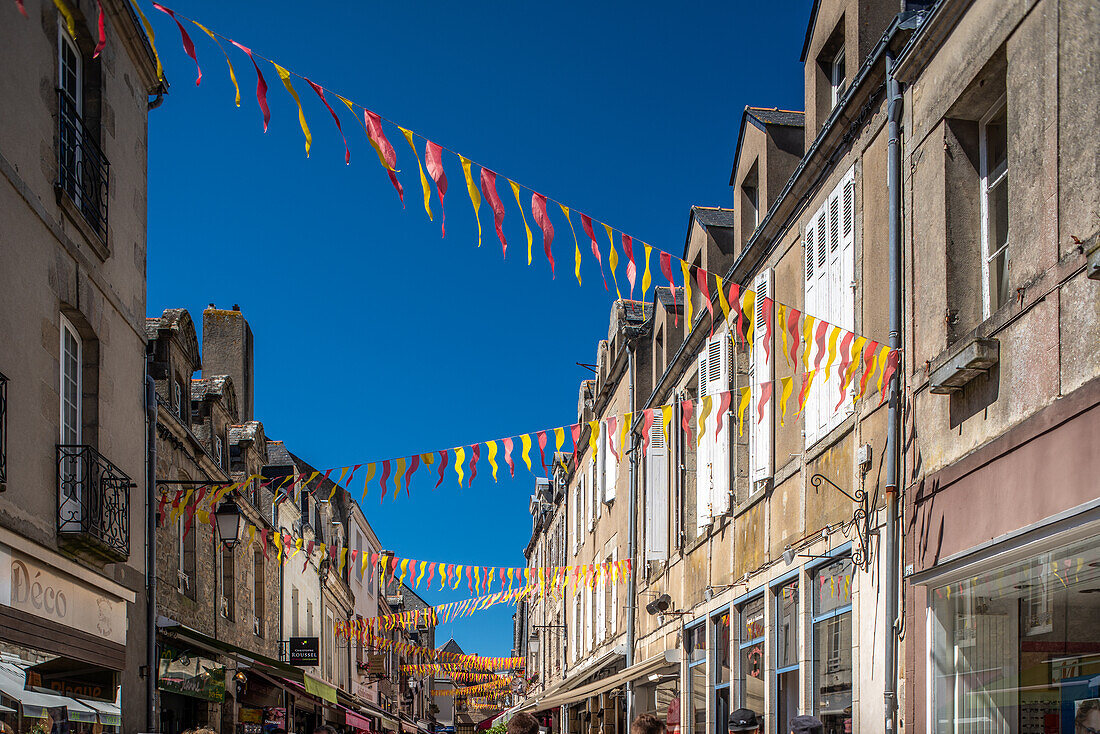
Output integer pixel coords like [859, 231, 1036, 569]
[538, 649, 678, 710]
[157, 616, 304, 682]
[303, 674, 338, 704]
[0, 663, 98, 721]
[343, 708, 373, 730]
[78, 698, 122, 727]
[381, 715, 399, 731]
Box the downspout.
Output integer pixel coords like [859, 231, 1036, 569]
[624, 343, 638, 726]
[145, 373, 158, 732]
[884, 49, 903, 734]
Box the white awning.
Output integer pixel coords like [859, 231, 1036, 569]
[538, 649, 680, 710]
[78, 697, 122, 727]
[0, 663, 98, 721]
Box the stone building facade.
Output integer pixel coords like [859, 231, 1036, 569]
[0, 0, 161, 731]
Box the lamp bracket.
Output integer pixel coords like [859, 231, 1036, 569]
[809, 473, 874, 572]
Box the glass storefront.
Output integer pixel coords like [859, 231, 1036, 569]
[775, 579, 799, 734]
[736, 596, 765, 715]
[812, 557, 853, 734]
[712, 611, 730, 734]
[930, 536, 1100, 733]
[686, 624, 706, 734]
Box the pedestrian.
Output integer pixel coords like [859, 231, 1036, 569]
[787, 716, 824, 734]
[182, 728, 218, 734]
[506, 713, 539, 734]
[727, 708, 760, 734]
[313, 727, 338, 734]
[630, 714, 665, 734]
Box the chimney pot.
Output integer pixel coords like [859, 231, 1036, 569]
[233, 304, 241, 311]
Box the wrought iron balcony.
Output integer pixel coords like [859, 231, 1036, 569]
[57, 445, 131, 562]
[56, 90, 110, 241]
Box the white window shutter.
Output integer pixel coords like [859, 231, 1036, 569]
[570, 482, 578, 557]
[610, 550, 618, 634]
[591, 457, 601, 520]
[698, 353, 709, 397]
[711, 333, 733, 516]
[751, 268, 775, 482]
[603, 425, 617, 503]
[645, 417, 669, 561]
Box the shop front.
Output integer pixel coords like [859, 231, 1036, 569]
[158, 642, 226, 734]
[630, 652, 681, 734]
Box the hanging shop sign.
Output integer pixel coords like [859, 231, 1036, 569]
[158, 645, 227, 702]
[288, 637, 320, 666]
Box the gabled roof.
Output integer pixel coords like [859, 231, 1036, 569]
[229, 421, 265, 445]
[729, 106, 805, 186]
[265, 440, 295, 468]
[147, 308, 201, 371]
[439, 638, 465, 656]
[800, 0, 824, 62]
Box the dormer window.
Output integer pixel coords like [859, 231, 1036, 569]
[830, 46, 846, 108]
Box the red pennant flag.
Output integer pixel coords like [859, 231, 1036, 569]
[715, 390, 733, 438]
[813, 319, 829, 372]
[729, 282, 744, 344]
[425, 141, 448, 237]
[858, 341, 879, 398]
[531, 193, 556, 277]
[623, 234, 636, 298]
[537, 430, 548, 473]
[580, 214, 608, 290]
[153, 4, 200, 84]
[569, 423, 582, 469]
[502, 437, 515, 478]
[468, 444, 480, 487]
[93, 1, 106, 58]
[680, 399, 694, 448]
[435, 450, 449, 488]
[797, 371, 815, 415]
[879, 349, 900, 404]
[156, 491, 168, 526]
[762, 297, 774, 364]
[787, 308, 802, 367]
[467, 566, 474, 593]
[13, 0, 26, 16]
[756, 381, 773, 423]
[261, 528, 270, 560]
[364, 110, 403, 203]
[834, 331, 855, 410]
[640, 409, 655, 458]
[606, 416, 619, 462]
[378, 459, 391, 504]
[480, 168, 508, 257]
[390, 556, 400, 584]
[229, 41, 269, 131]
[404, 454, 420, 496]
[695, 268, 714, 335]
[304, 79, 350, 164]
[660, 252, 677, 325]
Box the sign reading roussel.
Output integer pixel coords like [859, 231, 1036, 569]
[288, 637, 320, 666]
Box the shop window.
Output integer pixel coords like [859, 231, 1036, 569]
[686, 623, 706, 734]
[775, 579, 800, 734]
[930, 537, 1100, 733]
[712, 610, 731, 734]
[812, 557, 853, 731]
[736, 595, 765, 714]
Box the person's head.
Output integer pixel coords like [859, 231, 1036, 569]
[788, 716, 823, 734]
[182, 729, 218, 734]
[630, 714, 666, 734]
[727, 708, 760, 733]
[313, 726, 338, 734]
[1076, 699, 1100, 734]
[507, 713, 539, 734]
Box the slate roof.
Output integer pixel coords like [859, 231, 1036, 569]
[229, 421, 263, 444]
[439, 638, 465, 656]
[265, 440, 295, 467]
[191, 375, 232, 401]
[746, 107, 805, 128]
[692, 207, 736, 229]
[655, 286, 685, 311]
[620, 299, 652, 323]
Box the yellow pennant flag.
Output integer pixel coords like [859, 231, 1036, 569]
[603, 224, 622, 299]
[331, 467, 349, 501]
[824, 325, 841, 382]
[797, 371, 817, 416]
[844, 336, 868, 390]
[399, 559, 409, 586]
[619, 413, 632, 456]
[697, 395, 713, 440]
[416, 561, 427, 589]
[454, 446, 466, 487]
[660, 405, 673, 446]
[361, 549, 371, 576]
[559, 204, 582, 286]
[588, 420, 600, 454]
[553, 428, 566, 468]
[460, 156, 482, 246]
[779, 376, 794, 425]
[716, 275, 731, 324]
[131, 2, 163, 81]
[362, 463, 376, 499]
[738, 386, 752, 436]
[520, 434, 533, 472]
[875, 345, 892, 397]
[246, 524, 256, 550]
[196, 508, 209, 525]
[393, 456, 407, 498]
[486, 440, 499, 481]
[453, 565, 464, 590]
[802, 315, 816, 372]
[193, 21, 240, 106]
[680, 259, 693, 326]
[400, 127, 433, 221]
[272, 62, 311, 156]
[641, 244, 653, 296]
[339, 548, 348, 575]
[742, 289, 756, 351]
[778, 304, 789, 367]
[509, 180, 534, 264]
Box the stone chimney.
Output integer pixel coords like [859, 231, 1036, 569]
[202, 304, 254, 421]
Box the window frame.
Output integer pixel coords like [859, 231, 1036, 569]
[810, 555, 854, 725]
[735, 593, 765, 711]
[773, 575, 801, 734]
[979, 94, 1009, 318]
[59, 313, 82, 447]
[711, 606, 732, 734]
[685, 619, 707, 734]
[830, 45, 846, 108]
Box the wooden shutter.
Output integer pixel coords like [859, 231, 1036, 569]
[645, 416, 669, 561]
[696, 348, 712, 532]
[570, 480, 578, 557]
[751, 269, 775, 483]
[592, 455, 601, 520]
[711, 332, 733, 516]
[603, 422, 617, 503]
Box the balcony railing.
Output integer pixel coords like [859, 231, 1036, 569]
[56, 90, 109, 241]
[57, 444, 131, 562]
[0, 372, 7, 488]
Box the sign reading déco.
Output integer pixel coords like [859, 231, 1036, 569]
[11, 559, 69, 620]
[288, 637, 320, 666]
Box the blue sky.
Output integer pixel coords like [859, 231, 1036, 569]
[146, 0, 813, 657]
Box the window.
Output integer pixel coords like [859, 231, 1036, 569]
[291, 586, 300, 636]
[930, 536, 1100, 733]
[59, 314, 82, 519]
[57, 21, 83, 206]
[220, 546, 236, 621]
[306, 599, 314, 637]
[740, 161, 760, 246]
[572, 593, 581, 662]
[585, 584, 593, 651]
[176, 510, 196, 599]
[686, 624, 706, 734]
[736, 596, 765, 714]
[600, 421, 617, 503]
[173, 380, 185, 420]
[812, 557, 853, 731]
[645, 407, 670, 561]
[751, 270, 774, 486]
[980, 96, 1009, 317]
[253, 547, 265, 637]
[775, 579, 800, 734]
[215, 434, 225, 469]
[610, 549, 618, 635]
[586, 460, 595, 532]
[803, 166, 855, 444]
[697, 332, 732, 531]
[830, 46, 846, 108]
[712, 610, 731, 734]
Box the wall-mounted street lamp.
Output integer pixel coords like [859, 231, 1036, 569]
[214, 496, 243, 549]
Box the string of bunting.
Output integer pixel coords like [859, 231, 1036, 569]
[345, 632, 523, 671]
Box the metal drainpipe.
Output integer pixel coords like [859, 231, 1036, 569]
[145, 373, 158, 732]
[884, 49, 903, 734]
[624, 342, 638, 726]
